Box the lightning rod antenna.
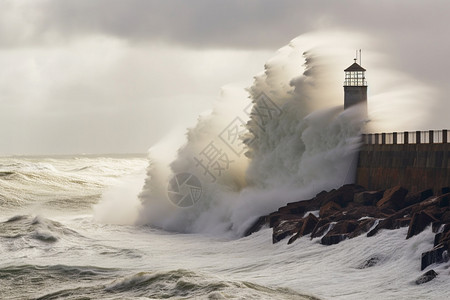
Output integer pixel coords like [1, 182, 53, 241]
[359, 49, 362, 65]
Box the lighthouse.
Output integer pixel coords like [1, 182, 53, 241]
[344, 56, 367, 114]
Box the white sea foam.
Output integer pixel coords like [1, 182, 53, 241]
[136, 32, 369, 235]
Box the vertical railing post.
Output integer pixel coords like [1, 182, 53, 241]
[416, 131, 421, 144]
[444, 130, 448, 143]
[368, 134, 372, 145]
[393, 132, 397, 144]
[374, 133, 379, 145]
[381, 133, 386, 144]
[429, 130, 434, 144]
[404, 131, 409, 144]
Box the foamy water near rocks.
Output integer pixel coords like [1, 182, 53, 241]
[245, 184, 450, 284]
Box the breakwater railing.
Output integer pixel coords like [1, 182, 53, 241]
[362, 130, 449, 145]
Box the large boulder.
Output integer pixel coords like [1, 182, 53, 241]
[318, 184, 365, 208]
[321, 234, 347, 245]
[272, 219, 303, 243]
[367, 217, 394, 237]
[421, 244, 449, 270]
[330, 220, 359, 235]
[366, 211, 411, 237]
[415, 270, 438, 285]
[320, 220, 358, 245]
[278, 199, 316, 215]
[354, 190, 384, 206]
[299, 213, 318, 236]
[287, 213, 319, 245]
[319, 201, 341, 218]
[349, 218, 376, 238]
[406, 211, 438, 239]
[438, 193, 450, 207]
[311, 219, 333, 239]
[404, 189, 434, 207]
[376, 186, 409, 210]
[269, 212, 303, 228]
[434, 225, 450, 246]
[332, 206, 388, 222]
[358, 256, 382, 269]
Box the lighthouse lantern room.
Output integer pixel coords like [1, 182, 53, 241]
[344, 52, 368, 113]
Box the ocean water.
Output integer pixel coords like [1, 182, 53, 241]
[1, 155, 449, 300]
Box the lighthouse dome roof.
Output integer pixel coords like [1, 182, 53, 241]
[344, 62, 366, 72]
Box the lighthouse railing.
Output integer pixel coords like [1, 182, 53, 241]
[362, 129, 449, 145]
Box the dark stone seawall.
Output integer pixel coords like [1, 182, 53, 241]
[356, 143, 450, 193]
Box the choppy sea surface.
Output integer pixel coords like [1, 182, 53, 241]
[0, 155, 449, 299]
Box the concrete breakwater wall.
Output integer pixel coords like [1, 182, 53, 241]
[356, 130, 450, 193]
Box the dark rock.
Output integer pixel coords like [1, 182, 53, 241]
[438, 193, 450, 207]
[434, 232, 443, 247]
[441, 211, 450, 223]
[299, 213, 319, 235]
[431, 220, 450, 235]
[354, 190, 384, 206]
[394, 217, 412, 228]
[314, 188, 336, 206]
[268, 212, 281, 228]
[269, 213, 302, 228]
[339, 206, 388, 221]
[264, 183, 450, 278]
[304, 196, 324, 211]
[349, 218, 376, 238]
[244, 216, 268, 237]
[321, 234, 347, 245]
[272, 219, 303, 243]
[311, 219, 333, 239]
[424, 205, 446, 220]
[412, 196, 440, 214]
[438, 229, 450, 245]
[328, 220, 359, 236]
[376, 186, 409, 210]
[287, 213, 318, 244]
[367, 218, 395, 237]
[320, 184, 366, 208]
[278, 199, 312, 215]
[315, 190, 328, 198]
[319, 220, 359, 245]
[281, 192, 326, 214]
[319, 201, 341, 218]
[415, 270, 438, 285]
[358, 256, 382, 269]
[404, 189, 434, 207]
[287, 232, 299, 245]
[421, 244, 449, 270]
[442, 187, 450, 195]
[407, 211, 438, 239]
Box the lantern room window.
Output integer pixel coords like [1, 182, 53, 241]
[344, 60, 367, 86]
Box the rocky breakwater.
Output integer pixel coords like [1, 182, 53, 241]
[245, 184, 450, 284]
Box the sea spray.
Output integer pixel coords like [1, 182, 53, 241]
[136, 33, 367, 235]
[133, 30, 436, 236]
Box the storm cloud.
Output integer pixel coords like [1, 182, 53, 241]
[0, 0, 449, 154]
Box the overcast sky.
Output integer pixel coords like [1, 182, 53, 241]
[1, 0, 449, 155]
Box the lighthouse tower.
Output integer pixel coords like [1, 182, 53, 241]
[344, 56, 367, 114]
